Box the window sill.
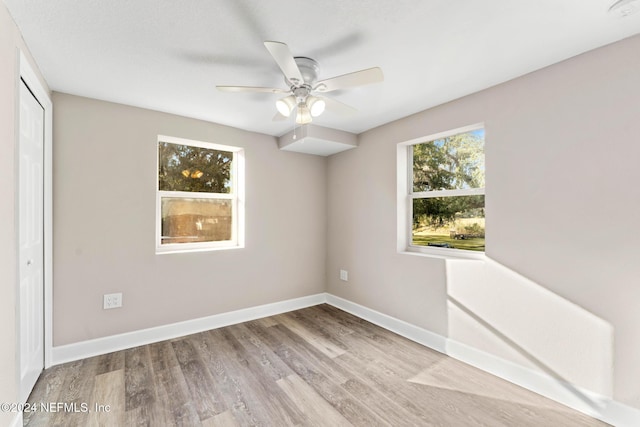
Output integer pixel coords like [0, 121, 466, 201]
[156, 245, 244, 255]
[401, 246, 486, 261]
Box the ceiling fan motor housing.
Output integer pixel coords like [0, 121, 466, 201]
[289, 57, 319, 88]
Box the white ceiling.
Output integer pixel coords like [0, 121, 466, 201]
[4, 0, 640, 137]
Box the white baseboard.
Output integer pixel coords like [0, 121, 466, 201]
[325, 293, 447, 353]
[51, 293, 327, 366]
[325, 293, 640, 427]
[49, 291, 640, 426]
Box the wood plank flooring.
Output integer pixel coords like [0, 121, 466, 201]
[23, 304, 608, 426]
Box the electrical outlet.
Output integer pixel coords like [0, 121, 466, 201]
[339, 269, 348, 281]
[103, 293, 122, 309]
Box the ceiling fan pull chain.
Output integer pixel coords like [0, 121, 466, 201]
[293, 105, 297, 140]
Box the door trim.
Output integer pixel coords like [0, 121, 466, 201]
[18, 51, 52, 377]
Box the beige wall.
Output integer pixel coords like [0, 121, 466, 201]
[0, 3, 50, 424]
[52, 93, 327, 345]
[327, 33, 640, 408]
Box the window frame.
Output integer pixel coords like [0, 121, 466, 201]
[156, 135, 244, 254]
[398, 123, 485, 259]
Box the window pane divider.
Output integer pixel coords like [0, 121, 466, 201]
[411, 187, 485, 198]
[159, 190, 234, 199]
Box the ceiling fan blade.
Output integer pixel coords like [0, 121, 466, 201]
[314, 67, 383, 93]
[321, 96, 357, 115]
[264, 41, 304, 86]
[216, 85, 289, 94]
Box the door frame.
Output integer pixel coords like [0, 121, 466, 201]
[17, 50, 53, 390]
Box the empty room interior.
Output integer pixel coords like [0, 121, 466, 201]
[2, 1, 640, 426]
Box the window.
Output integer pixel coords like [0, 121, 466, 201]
[156, 135, 244, 253]
[407, 125, 485, 254]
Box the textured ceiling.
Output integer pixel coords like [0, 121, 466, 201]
[4, 0, 640, 136]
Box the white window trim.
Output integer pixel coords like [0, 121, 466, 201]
[156, 135, 245, 254]
[397, 123, 485, 260]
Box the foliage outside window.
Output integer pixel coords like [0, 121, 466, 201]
[410, 127, 485, 252]
[156, 136, 243, 253]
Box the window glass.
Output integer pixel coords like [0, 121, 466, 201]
[412, 129, 484, 192]
[158, 142, 232, 193]
[161, 198, 232, 244]
[412, 195, 485, 251]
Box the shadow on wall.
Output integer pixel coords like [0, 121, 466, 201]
[445, 257, 613, 415]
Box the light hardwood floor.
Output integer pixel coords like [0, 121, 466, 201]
[24, 304, 608, 426]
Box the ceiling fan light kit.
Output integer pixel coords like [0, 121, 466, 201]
[275, 94, 324, 122]
[217, 41, 383, 126]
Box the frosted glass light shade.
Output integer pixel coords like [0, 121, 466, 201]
[296, 105, 312, 124]
[307, 96, 326, 117]
[276, 95, 296, 117]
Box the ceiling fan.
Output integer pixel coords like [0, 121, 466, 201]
[217, 41, 384, 125]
